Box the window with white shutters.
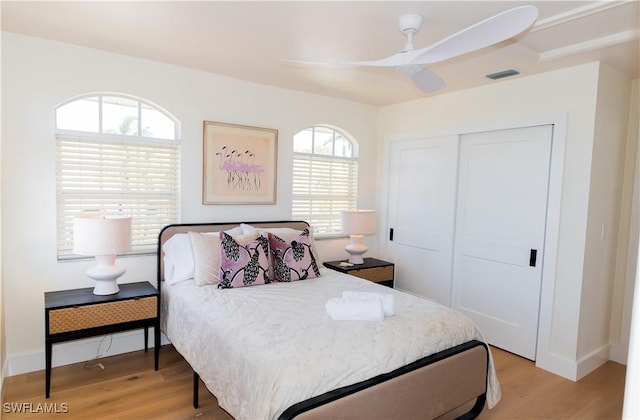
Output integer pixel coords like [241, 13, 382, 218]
[292, 126, 358, 237]
[55, 94, 180, 259]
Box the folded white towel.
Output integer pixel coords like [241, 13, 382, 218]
[325, 297, 384, 321]
[342, 291, 395, 316]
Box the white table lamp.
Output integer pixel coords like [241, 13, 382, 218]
[341, 209, 376, 265]
[73, 213, 132, 295]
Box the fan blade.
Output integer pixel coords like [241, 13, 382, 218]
[412, 5, 538, 65]
[411, 69, 445, 93]
[283, 48, 426, 69]
[281, 58, 350, 69]
[341, 49, 430, 67]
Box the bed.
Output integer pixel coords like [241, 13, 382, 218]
[157, 221, 500, 419]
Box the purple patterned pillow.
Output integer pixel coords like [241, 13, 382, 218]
[218, 232, 271, 288]
[268, 229, 321, 282]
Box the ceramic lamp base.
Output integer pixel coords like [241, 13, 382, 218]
[86, 254, 126, 295]
[345, 234, 368, 265]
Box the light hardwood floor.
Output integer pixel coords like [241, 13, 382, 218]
[3, 345, 625, 419]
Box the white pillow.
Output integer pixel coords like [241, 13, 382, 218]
[162, 234, 195, 284]
[189, 229, 256, 286]
[241, 224, 325, 272]
[162, 227, 243, 285]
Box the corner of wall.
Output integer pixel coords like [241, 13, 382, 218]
[577, 62, 633, 365]
[609, 78, 640, 364]
[535, 342, 609, 382]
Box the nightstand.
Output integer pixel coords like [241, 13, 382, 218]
[324, 257, 395, 288]
[44, 281, 160, 398]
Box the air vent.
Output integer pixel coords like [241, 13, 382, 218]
[485, 69, 520, 80]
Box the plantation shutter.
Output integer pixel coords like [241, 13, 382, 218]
[56, 135, 179, 258]
[292, 154, 358, 235]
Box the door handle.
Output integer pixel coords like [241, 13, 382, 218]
[389, 228, 394, 241]
[529, 249, 538, 267]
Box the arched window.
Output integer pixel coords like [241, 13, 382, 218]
[55, 94, 180, 258]
[292, 125, 358, 236]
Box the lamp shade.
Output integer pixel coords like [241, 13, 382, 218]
[341, 209, 376, 236]
[73, 213, 132, 256]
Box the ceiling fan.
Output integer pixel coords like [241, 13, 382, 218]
[284, 6, 538, 93]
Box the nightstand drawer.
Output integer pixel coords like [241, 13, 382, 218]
[350, 266, 394, 283]
[48, 296, 157, 334]
[324, 258, 395, 288]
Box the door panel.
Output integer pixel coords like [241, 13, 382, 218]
[452, 125, 553, 360]
[387, 135, 458, 305]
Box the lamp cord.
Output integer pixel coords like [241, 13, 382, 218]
[83, 334, 113, 370]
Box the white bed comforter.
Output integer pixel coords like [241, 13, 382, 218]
[162, 271, 501, 419]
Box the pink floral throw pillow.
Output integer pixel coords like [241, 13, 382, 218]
[218, 232, 271, 288]
[268, 229, 321, 282]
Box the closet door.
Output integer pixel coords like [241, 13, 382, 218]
[452, 125, 553, 360]
[387, 135, 458, 304]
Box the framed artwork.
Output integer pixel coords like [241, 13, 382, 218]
[203, 121, 278, 204]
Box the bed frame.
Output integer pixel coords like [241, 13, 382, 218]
[157, 221, 489, 420]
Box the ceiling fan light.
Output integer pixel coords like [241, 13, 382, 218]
[395, 64, 423, 75]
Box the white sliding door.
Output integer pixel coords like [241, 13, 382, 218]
[386, 135, 458, 304]
[451, 125, 553, 360]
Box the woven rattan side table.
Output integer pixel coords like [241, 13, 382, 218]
[44, 281, 160, 397]
[324, 258, 395, 288]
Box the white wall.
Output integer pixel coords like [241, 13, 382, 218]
[623, 232, 640, 418]
[0, 32, 378, 374]
[578, 65, 632, 374]
[622, 79, 640, 419]
[610, 79, 640, 364]
[377, 62, 632, 379]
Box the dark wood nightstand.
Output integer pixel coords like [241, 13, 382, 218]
[324, 257, 395, 288]
[44, 281, 160, 398]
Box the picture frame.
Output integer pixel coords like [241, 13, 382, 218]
[203, 120, 278, 204]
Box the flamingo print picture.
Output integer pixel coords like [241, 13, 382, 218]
[203, 121, 278, 204]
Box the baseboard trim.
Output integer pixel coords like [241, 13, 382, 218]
[7, 329, 170, 376]
[536, 343, 610, 381]
[576, 344, 610, 380]
[609, 342, 628, 365]
[1, 356, 7, 403]
[536, 351, 578, 380]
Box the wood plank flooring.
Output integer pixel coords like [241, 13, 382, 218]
[479, 347, 626, 419]
[2, 345, 625, 419]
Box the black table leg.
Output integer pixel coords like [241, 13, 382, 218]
[154, 321, 160, 370]
[144, 326, 149, 352]
[45, 340, 52, 398]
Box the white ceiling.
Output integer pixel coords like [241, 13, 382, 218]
[2, 1, 638, 106]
